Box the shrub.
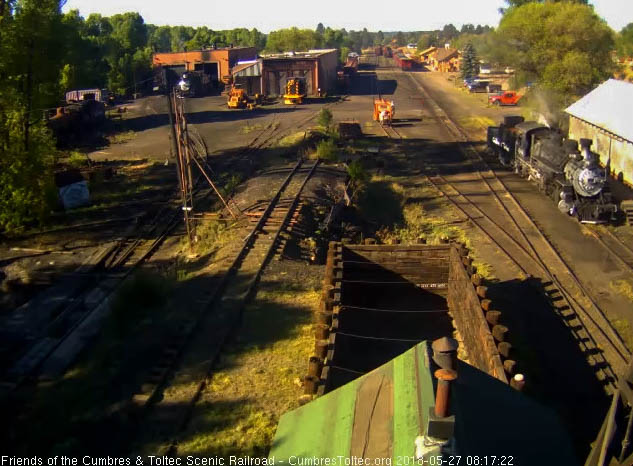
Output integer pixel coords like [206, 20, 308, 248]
[317, 108, 333, 130]
[67, 151, 88, 168]
[347, 160, 368, 184]
[316, 138, 338, 162]
[0, 113, 57, 233]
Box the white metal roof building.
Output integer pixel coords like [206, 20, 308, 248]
[565, 79, 633, 187]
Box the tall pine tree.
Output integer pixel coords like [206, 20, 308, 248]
[460, 42, 480, 80]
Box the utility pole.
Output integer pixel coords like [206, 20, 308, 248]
[166, 72, 195, 247]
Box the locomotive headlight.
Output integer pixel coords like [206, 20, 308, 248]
[178, 79, 190, 92]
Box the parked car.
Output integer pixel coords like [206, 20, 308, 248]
[468, 81, 490, 93]
[479, 65, 492, 74]
[504, 67, 515, 74]
[488, 91, 522, 106]
[487, 84, 502, 93]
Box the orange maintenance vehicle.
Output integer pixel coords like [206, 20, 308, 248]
[283, 78, 306, 105]
[227, 85, 248, 109]
[488, 91, 522, 106]
[373, 98, 395, 125]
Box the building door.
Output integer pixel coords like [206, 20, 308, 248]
[194, 62, 219, 82]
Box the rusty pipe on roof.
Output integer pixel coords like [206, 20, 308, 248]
[434, 368, 457, 418]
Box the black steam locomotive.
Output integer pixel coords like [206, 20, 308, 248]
[488, 116, 617, 223]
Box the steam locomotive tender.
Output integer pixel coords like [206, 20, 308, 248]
[488, 116, 617, 224]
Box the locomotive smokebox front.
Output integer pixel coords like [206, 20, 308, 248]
[565, 138, 606, 198]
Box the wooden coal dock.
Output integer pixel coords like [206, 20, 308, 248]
[307, 242, 514, 394]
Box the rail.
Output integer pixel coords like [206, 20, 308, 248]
[382, 69, 631, 389]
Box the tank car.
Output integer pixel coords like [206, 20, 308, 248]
[488, 117, 617, 223]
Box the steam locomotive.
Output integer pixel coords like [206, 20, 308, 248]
[488, 116, 617, 223]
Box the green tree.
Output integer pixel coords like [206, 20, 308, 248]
[58, 10, 109, 91]
[148, 25, 172, 52]
[617, 23, 633, 58]
[417, 34, 434, 51]
[440, 24, 459, 43]
[265, 27, 322, 52]
[0, 110, 56, 231]
[460, 42, 480, 80]
[340, 46, 350, 64]
[317, 108, 333, 130]
[316, 23, 325, 35]
[375, 31, 384, 46]
[109, 12, 147, 51]
[169, 25, 194, 52]
[505, 0, 587, 5]
[323, 27, 345, 48]
[0, 0, 61, 231]
[395, 31, 405, 46]
[496, 2, 614, 100]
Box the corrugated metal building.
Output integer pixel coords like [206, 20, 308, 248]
[231, 59, 263, 95]
[152, 46, 257, 84]
[260, 49, 338, 96]
[566, 79, 633, 187]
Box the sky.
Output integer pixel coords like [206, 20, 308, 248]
[62, 0, 633, 32]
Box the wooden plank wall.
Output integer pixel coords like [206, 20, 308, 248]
[447, 246, 508, 384]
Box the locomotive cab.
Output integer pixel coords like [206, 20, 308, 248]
[513, 122, 548, 160]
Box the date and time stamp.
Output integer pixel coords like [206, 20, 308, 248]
[0, 456, 516, 466]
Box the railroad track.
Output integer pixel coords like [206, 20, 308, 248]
[210, 93, 351, 162]
[383, 70, 631, 390]
[131, 156, 320, 456]
[379, 123, 402, 140]
[589, 227, 633, 277]
[0, 187, 190, 388]
[2, 96, 239, 388]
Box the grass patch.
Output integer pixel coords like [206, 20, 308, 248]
[222, 173, 243, 197]
[109, 272, 171, 334]
[108, 130, 136, 144]
[89, 182, 154, 206]
[357, 177, 404, 227]
[241, 123, 266, 134]
[316, 138, 338, 162]
[176, 281, 320, 457]
[277, 131, 307, 148]
[472, 260, 495, 280]
[612, 318, 633, 352]
[66, 151, 89, 168]
[193, 219, 234, 256]
[610, 279, 633, 302]
[391, 203, 470, 245]
[459, 116, 496, 131]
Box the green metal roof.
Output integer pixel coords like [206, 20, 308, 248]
[269, 342, 577, 464]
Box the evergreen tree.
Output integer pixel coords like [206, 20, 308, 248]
[375, 30, 384, 45]
[460, 42, 479, 80]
